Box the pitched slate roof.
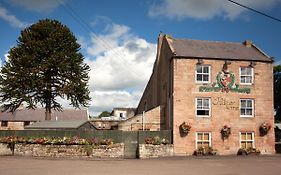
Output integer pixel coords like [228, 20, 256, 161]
[166, 37, 272, 62]
[25, 120, 90, 129]
[0, 108, 88, 121]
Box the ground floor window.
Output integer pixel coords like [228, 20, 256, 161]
[196, 132, 211, 148]
[240, 132, 255, 149]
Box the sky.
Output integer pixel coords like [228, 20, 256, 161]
[0, 0, 281, 116]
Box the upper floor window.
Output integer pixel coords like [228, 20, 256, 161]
[196, 65, 210, 83]
[240, 67, 253, 84]
[119, 113, 124, 118]
[196, 98, 211, 117]
[240, 99, 254, 117]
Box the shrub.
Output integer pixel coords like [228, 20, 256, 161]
[237, 147, 261, 155]
[144, 136, 169, 145]
[193, 147, 217, 156]
[0, 136, 114, 146]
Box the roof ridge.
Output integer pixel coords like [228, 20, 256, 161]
[173, 38, 242, 45]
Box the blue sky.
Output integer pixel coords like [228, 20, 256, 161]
[0, 0, 281, 115]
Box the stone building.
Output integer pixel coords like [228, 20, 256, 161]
[125, 33, 275, 155]
[110, 108, 135, 120]
[25, 120, 95, 131]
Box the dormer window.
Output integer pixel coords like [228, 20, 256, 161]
[196, 65, 210, 83]
[240, 67, 253, 84]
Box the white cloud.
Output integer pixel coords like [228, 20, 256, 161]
[87, 23, 130, 57]
[0, 5, 28, 28]
[4, 53, 9, 62]
[83, 20, 156, 115]
[149, 0, 281, 20]
[88, 91, 142, 116]
[86, 37, 156, 91]
[9, 0, 65, 13]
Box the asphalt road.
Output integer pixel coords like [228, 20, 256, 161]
[0, 156, 280, 175]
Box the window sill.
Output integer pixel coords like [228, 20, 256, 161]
[240, 83, 253, 85]
[196, 81, 211, 85]
[240, 115, 254, 118]
[196, 116, 211, 118]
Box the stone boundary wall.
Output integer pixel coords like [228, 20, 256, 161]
[0, 143, 124, 159]
[138, 144, 174, 159]
[0, 143, 12, 155]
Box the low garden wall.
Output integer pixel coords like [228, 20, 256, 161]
[0, 136, 124, 159]
[15, 143, 124, 158]
[138, 136, 174, 159]
[138, 144, 174, 159]
[0, 143, 124, 158]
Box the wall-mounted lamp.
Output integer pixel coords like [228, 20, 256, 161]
[222, 60, 231, 72]
[197, 59, 204, 65]
[225, 60, 231, 65]
[249, 61, 256, 67]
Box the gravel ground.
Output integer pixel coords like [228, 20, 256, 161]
[0, 155, 280, 175]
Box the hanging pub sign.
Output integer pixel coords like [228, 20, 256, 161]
[199, 63, 251, 94]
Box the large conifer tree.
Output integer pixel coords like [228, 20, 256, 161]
[0, 19, 91, 120]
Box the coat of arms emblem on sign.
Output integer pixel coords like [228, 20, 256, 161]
[199, 61, 250, 94]
[217, 65, 235, 92]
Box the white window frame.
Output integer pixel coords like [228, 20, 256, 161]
[196, 132, 212, 149]
[239, 67, 254, 85]
[196, 98, 211, 117]
[195, 65, 211, 84]
[240, 99, 254, 117]
[239, 132, 255, 149]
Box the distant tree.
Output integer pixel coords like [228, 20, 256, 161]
[274, 65, 281, 122]
[98, 111, 111, 118]
[0, 19, 91, 120]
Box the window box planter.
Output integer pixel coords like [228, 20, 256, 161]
[237, 147, 260, 156]
[193, 147, 217, 156]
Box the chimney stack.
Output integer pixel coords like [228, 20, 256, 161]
[243, 40, 252, 48]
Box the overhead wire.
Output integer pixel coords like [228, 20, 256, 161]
[227, 0, 281, 23]
[56, 0, 142, 78]
[227, 0, 281, 63]
[59, 1, 127, 60]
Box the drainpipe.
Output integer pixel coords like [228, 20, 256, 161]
[142, 111, 145, 131]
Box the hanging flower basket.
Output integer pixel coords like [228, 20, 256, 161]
[220, 125, 231, 140]
[179, 122, 191, 135]
[259, 122, 271, 136]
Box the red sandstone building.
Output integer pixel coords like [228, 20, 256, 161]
[121, 34, 275, 155]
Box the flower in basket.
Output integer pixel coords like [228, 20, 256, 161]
[220, 125, 231, 140]
[259, 122, 271, 136]
[179, 122, 191, 134]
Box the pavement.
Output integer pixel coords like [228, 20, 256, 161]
[0, 155, 281, 175]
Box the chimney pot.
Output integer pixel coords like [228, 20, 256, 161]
[243, 40, 252, 48]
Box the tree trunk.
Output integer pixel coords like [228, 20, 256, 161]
[45, 76, 52, 120]
[45, 93, 52, 120]
[45, 107, 52, 120]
